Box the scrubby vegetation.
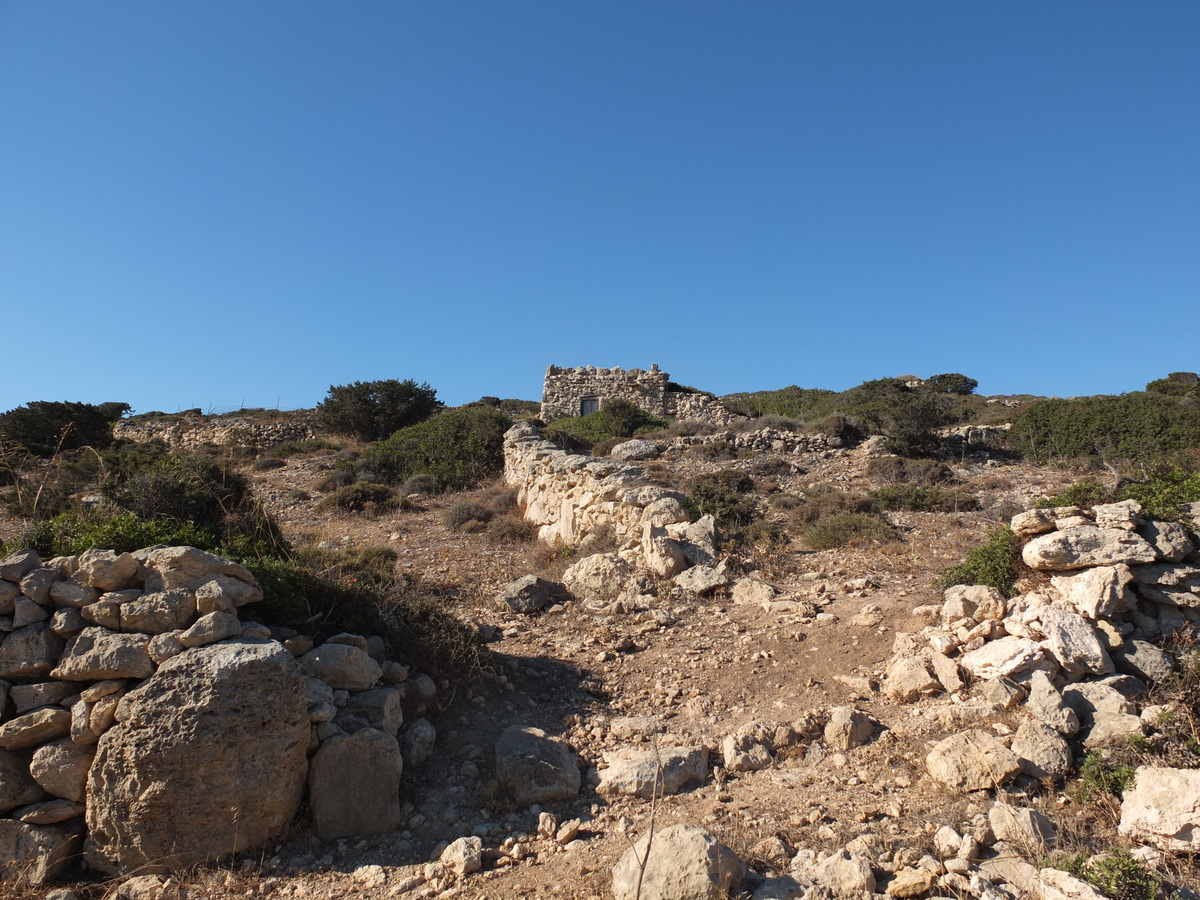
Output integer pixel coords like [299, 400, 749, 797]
[316, 378, 443, 441]
[938, 525, 1021, 595]
[544, 398, 668, 450]
[357, 404, 512, 490]
[685, 469, 759, 529]
[1037, 461, 1200, 522]
[0, 400, 131, 457]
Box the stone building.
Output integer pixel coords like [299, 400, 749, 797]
[539, 364, 742, 426]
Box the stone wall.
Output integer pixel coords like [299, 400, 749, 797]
[0, 545, 424, 883]
[503, 423, 716, 577]
[539, 364, 746, 427]
[113, 413, 318, 451]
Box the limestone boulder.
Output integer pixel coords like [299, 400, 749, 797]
[1062, 681, 1144, 744]
[52, 628, 154, 681]
[610, 439, 662, 462]
[1112, 639, 1178, 684]
[495, 574, 569, 614]
[495, 725, 580, 806]
[612, 824, 743, 900]
[118, 590, 195, 634]
[136, 546, 258, 593]
[1011, 719, 1073, 780]
[989, 802, 1056, 847]
[942, 584, 1006, 623]
[0, 549, 41, 583]
[1093, 500, 1142, 530]
[1026, 670, 1080, 736]
[926, 730, 1021, 792]
[959, 636, 1046, 681]
[0, 708, 72, 750]
[883, 655, 941, 702]
[674, 563, 729, 596]
[1011, 509, 1056, 537]
[562, 554, 631, 601]
[1117, 765, 1200, 852]
[30, 740, 94, 802]
[1, 748, 47, 812]
[1139, 520, 1194, 562]
[77, 550, 140, 592]
[642, 523, 688, 578]
[732, 579, 777, 607]
[440, 835, 483, 878]
[0, 820, 81, 885]
[1051, 565, 1134, 619]
[1022, 526, 1157, 571]
[178, 611, 242, 647]
[1037, 607, 1113, 675]
[308, 728, 402, 841]
[299, 642, 381, 691]
[824, 707, 873, 751]
[598, 745, 708, 798]
[85, 640, 309, 874]
[0, 623, 66, 679]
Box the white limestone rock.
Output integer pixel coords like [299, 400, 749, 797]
[1022, 526, 1156, 571]
[612, 824, 743, 900]
[925, 730, 1021, 792]
[1117, 765, 1200, 852]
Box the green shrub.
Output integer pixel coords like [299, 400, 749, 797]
[686, 469, 758, 529]
[1072, 751, 1138, 804]
[685, 440, 738, 460]
[443, 500, 493, 532]
[938, 525, 1020, 595]
[316, 379, 442, 442]
[1068, 849, 1159, 900]
[1145, 371, 1200, 398]
[359, 405, 512, 490]
[318, 482, 400, 514]
[267, 438, 342, 457]
[0, 400, 130, 457]
[401, 473, 439, 497]
[1036, 465, 1200, 523]
[868, 456, 951, 486]
[802, 512, 898, 550]
[545, 400, 668, 448]
[1011, 393, 1200, 464]
[788, 488, 878, 529]
[1037, 479, 1111, 511]
[739, 519, 788, 549]
[4, 511, 220, 559]
[872, 483, 977, 513]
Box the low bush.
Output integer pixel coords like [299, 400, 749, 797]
[685, 440, 738, 460]
[266, 438, 343, 458]
[938, 526, 1021, 595]
[1011, 393, 1200, 464]
[318, 482, 401, 515]
[802, 512, 898, 550]
[872, 483, 977, 513]
[252, 457, 287, 471]
[788, 488, 878, 529]
[1063, 849, 1159, 900]
[443, 500, 493, 532]
[485, 514, 536, 544]
[686, 469, 758, 529]
[312, 468, 356, 492]
[359, 404, 512, 490]
[544, 399, 668, 449]
[868, 456, 951, 486]
[401, 473, 440, 497]
[1036, 463, 1200, 522]
[739, 519, 787, 549]
[6, 511, 220, 559]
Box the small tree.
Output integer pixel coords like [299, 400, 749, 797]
[316, 379, 442, 442]
[923, 373, 978, 396]
[0, 401, 130, 457]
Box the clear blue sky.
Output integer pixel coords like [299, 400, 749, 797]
[2, 3, 1197, 414]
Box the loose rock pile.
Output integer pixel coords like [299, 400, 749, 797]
[113, 412, 318, 451]
[0, 545, 430, 884]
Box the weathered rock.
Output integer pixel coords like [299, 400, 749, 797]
[1037, 607, 1113, 675]
[926, 730, 1021, 792]
[0, 579, 17, 614]
[824, 707, 873, 750]
[1139, 520, 1194, 562]
[1117, 765, 1200, 852]
[886, 866, 936, 897]
[884, 655, 941, 702]
[1038, 868, 1108, 900]
[1112, 639, 1178, 684]
[335, 686, 404, 736]
[733, 579, 777, 606]
[679, 515, 719, 566]
[982, 676, 1026, 709]
[51, 628, 154, 681]
[988, 802, 1056, 847]
[440, 835, 483, 878]
[136, 546, 258, 593]
[929, 652, 964, 693]
[674, 564, 729, 596]
[959, 636, 1046, 681]
[299, 642, 381, 691]
[598, 745, 708, 798]
[0, 708, 72, 750]
[810, 850, 876, 895]
[1025, 670, 1079, 736]
[13, 596, 50, 628]
[0, 549, 41, 583]
[721, 726, 773, 774]
[1, 748, 47, 812]
[610, 439, 662, 462]
[147, 632, 184, 665]
[30, 740, 94, 802]
[9, 681, 74, 713]
[0, 820, 80, 885]
[403, 717, 436, 767]
[178, 611, 242, 647]
[1062, 681, 1144, 745]
[495, 725, 580, 806]
[0, 623, 66, 679]
[1093, 500, 1143, 530]
[80, 598, 121, 629]
[642, 523, 688, 579]
[77, 550, 140, 592]
[1022, 526, 1157, 571]
[1051, 565, 1134, 619]
[612, 824, 743, 900]
[308, 728, 402, 841]
[119, 590, 195, 634]
[16, 798, 85, 825]
[495, 574, 568, 614]
[86, 640, 309, 874]
[49, 578, 100, 609]
[19, 566, 57, 606]
[194, 575, 262, 610]
[562, 553, 632, 602]
[943, 584, 1006, 623]
[1011, 509, 1056, 538]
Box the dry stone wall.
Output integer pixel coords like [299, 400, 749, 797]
[113, 412, 318, 451]
[0, 545, 427, 883]
[540, 364, 746, 427]
[503, 423, 716, 577]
